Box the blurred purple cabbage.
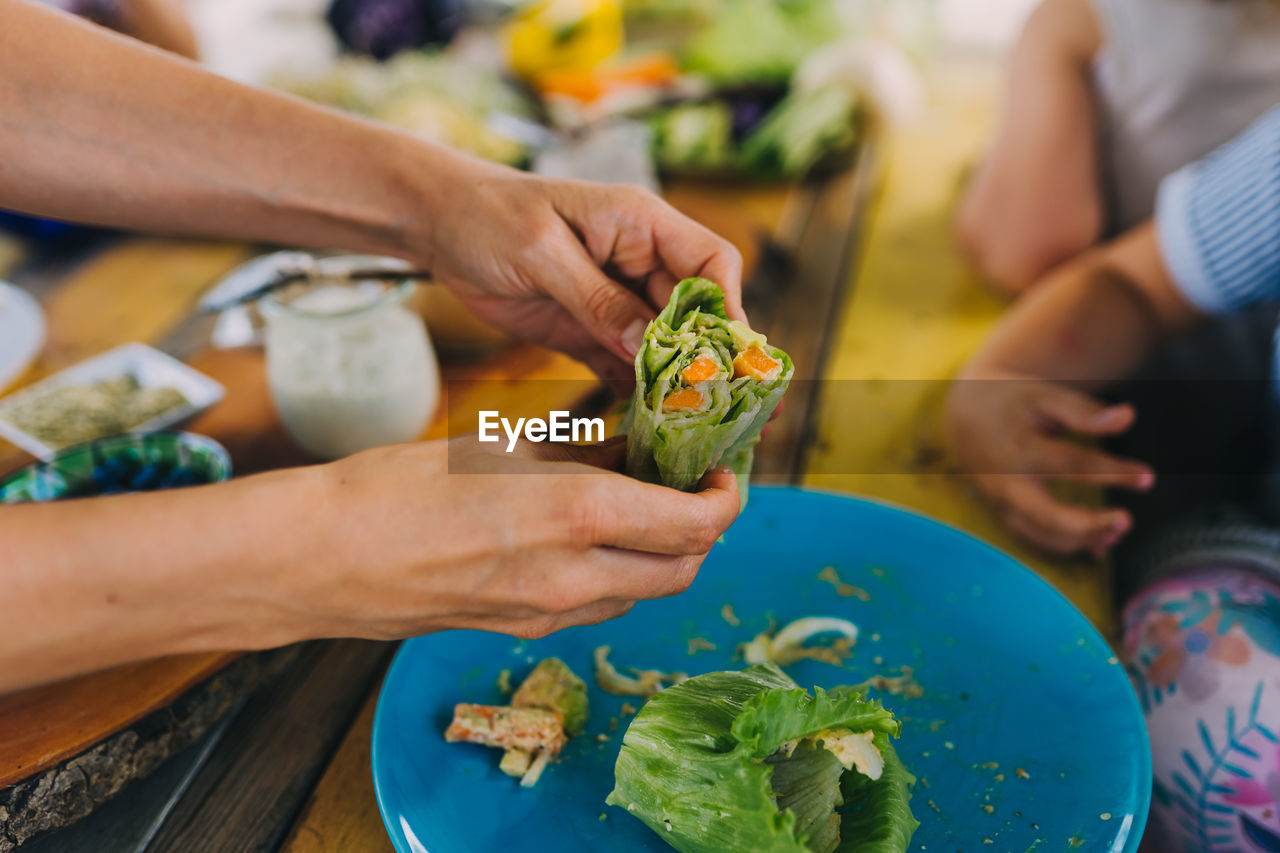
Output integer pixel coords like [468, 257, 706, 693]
[327, 0, 466, 60]
[726, 87, 787, 141]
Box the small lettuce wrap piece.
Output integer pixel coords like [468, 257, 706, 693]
[622, 278, 793, 504]
[606, 663, 917, 853]
[512, 657, 589, 737]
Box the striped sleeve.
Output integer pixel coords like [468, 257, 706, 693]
[1155, 104, 1280, 313]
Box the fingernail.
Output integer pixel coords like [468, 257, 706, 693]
[1093, 408, 1120, 427]
[1138, 470, 1156, 490]
[621, 319, 647, 357]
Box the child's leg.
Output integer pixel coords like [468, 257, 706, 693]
[1123, 568, 1280, 852]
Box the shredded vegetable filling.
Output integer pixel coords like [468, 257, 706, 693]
[766, 729, 885, 853]
[661, 343, 779, 413]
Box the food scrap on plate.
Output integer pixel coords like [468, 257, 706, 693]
[593, 645, 689, 698]
[741, 616, 859, 667]
[444, 657, 588, 787]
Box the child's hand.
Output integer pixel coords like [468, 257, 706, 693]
[947, 370, 1155, 557]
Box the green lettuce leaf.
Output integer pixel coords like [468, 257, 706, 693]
[729, 684, 900, 758]
[650, 101, 735, 170]
[606, 664, 917, 853]
[511, 657, 589, 737]
[622, 279, 793, 505]
[766, 742, 844, 853]
[836, 732, 919, 853]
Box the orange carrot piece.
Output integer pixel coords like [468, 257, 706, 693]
[662, 388, 707, 412]
[681, 356, 720, 384]
[536, 53, 679, 103]
[732, 347, 781, 380]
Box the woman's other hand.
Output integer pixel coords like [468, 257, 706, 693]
[420, 168, 744, 381]
[287, 436, 741, 641]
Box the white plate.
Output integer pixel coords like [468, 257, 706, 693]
[0, 343, 226, 460]
[0, 282, 45, 394]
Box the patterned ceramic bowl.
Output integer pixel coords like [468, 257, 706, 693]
[0, 431, 231, 503]
[1122, 521, 1280, 852]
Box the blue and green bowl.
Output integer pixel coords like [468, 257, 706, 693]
[0, 431, 231, 504]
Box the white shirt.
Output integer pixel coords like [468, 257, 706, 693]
[1091, 0, 1280, 231]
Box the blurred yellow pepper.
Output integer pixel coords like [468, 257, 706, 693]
[505, 0, 624, 80]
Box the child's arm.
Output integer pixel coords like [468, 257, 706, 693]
[113, 0, 200, 59]
[957, 0, 1104, 295]
[949, 102, 1280, 556]
[946, 224, 1180, 555]
[961, 224, 1197, 389]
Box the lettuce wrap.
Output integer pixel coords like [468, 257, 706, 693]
[607, 663, 918, 853]
[622, 278, 793, 504]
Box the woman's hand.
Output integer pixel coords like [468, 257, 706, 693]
[281, 436, 741, 642]
[421, 167, 745, 381]
[946, 368, 1155, 557]
[0, 436, 740, 692]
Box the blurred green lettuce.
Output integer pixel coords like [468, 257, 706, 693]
[682, 0, 843, 86]
[607, 663, 918, 852]
[740, 85, 859, 178]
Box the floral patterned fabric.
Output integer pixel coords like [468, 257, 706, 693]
[1124, 570, 1280, 852]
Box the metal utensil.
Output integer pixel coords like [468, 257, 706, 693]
[199, 266, 432, 313]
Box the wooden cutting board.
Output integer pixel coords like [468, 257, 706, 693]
[0, 340, 597, 829]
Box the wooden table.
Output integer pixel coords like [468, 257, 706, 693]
[0, 65, 1116, 849]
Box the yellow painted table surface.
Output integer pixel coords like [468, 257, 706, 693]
[805, 59, 1112, 631]
[279, 59, 1114, 853]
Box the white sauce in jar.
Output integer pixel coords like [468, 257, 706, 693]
[263, 282, 439, 460]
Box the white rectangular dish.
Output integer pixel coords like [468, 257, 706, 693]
[0, 342, 225, 460]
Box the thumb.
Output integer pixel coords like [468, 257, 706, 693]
[547, 251, 655, 362]
[693, 465, 742, 537]
[1035, 388, 1136, 436]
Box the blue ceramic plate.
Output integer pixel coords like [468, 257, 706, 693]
[372, 487, 1151, 852]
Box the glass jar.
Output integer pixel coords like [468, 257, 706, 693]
[260, 259, 439, 460]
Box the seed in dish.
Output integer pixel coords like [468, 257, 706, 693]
[1, 375, 188, 450]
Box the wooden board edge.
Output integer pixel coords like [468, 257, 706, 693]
[0, 645, 303, 851]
